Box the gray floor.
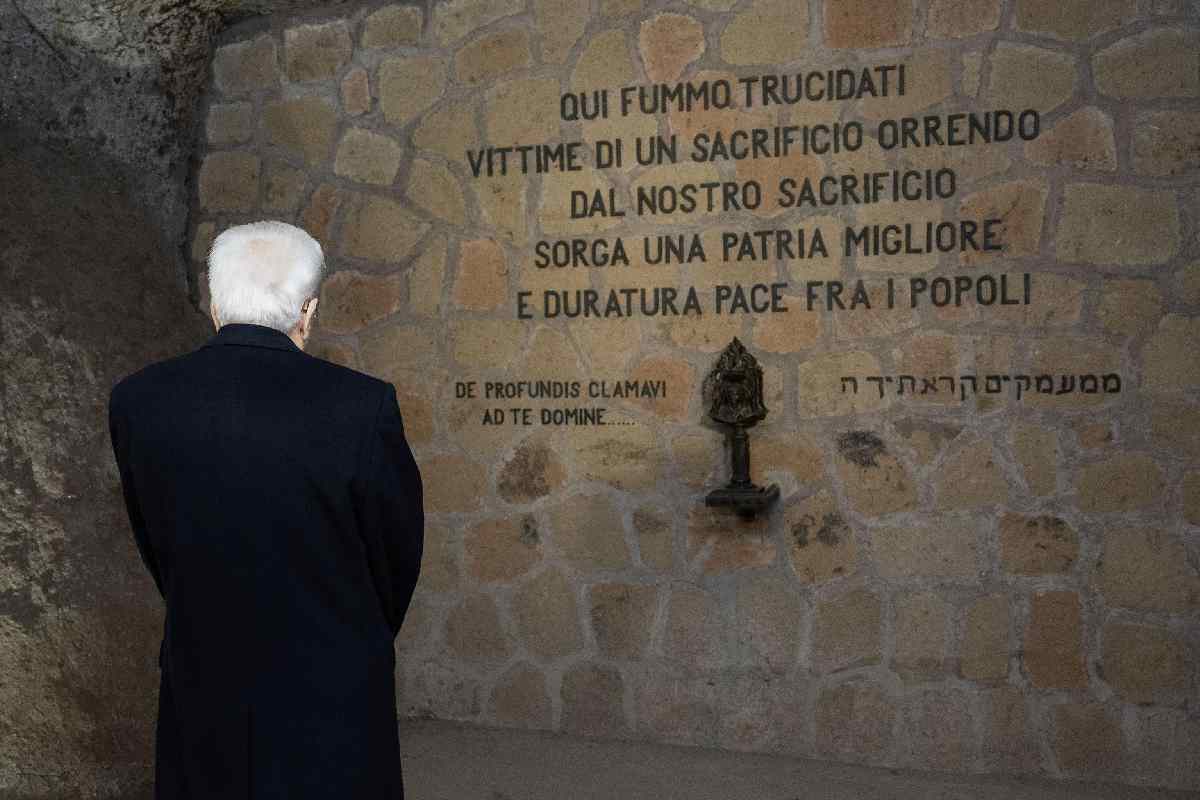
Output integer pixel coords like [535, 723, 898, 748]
[399, 720, 1194, 800]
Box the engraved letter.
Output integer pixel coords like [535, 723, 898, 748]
[841, 377, 859, 394]
[921, 377, 938, 394]
[1015, 375, 1032, 400]
[939, 376, 956, 394]
[1056, 375, 1076, 395]
[899, 375, 916, 395]
[1102, 373, 1122, 393]
[866, 376, 886, 398]
[985, 374, 1004, 393]
[960, 375, 978, 400]
[1035, 375, 1054, 394]
[1080, 374, 1099, 394]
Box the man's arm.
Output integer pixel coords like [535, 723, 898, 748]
[352, 382, 424, 638]
[108, 387, 166, 603]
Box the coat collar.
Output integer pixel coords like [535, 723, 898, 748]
[202, 322, 302, 354]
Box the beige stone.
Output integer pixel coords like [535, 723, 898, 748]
[834, 432, 916, 517]
[635, 669, 719, 745]
[550, 493, 630, 572]
[307, 336, 357, 370]
[1025, 591, 1087, 689]
[934, 440, 1009, 509]
[413, 99, 479, 164]
[1134, 111, 1200, 177]
[450, 319, 524, 367]
[626, 356, 693, 420]
[1098, 279, 1163, 337]
[433, 0, 523, 45]
[1053, 703, 1122, 777]
[894, 593, 948, 680]
[687, 506, 775, 574]
[1011, 423, 1057, 497]
[666, 313, 742, 354]
[318, 270, 403, 335]
[192, 222, 217, 263]
[816, 679, 895, 763]
[956, 179, 1047, 265]
[1174, 261, 1200, 305]
[632, 507, 673, 571]
[813, 587, 880, 673]
[639, 13, 705, 83]
[824, 0, 911, 48]
[419, 454, 486, 513]
[205, 102, 253, 145]
[454, 28, 531, 86]
[465, 516, 542, 583]
[857, 50, 955, 122]
[962, 594, 1010, 681]
[341, 194, 429, 264]
[568, 426, 667, 492]
[721, 0, 810, 64]
[1016, 0, 1135, 40]
[983, 687, 1039, 772]
[1076, 453, 1163, 512]
[197, 151, 259, 212]
[1102, 623, 1190, 705]
[900, 689, 973, 772]
[394, 384, 434, 447]
[451, 238, 506, 311]
[1026, 336, 1122, 409]
[999, 515, 1077, 575]
[926, 0, 1000, 38]
[445, 594, 509, 663]
[1024, 107, 1116, 171]
[474, 174, 527, 245]
[734, 575, 804, 673]
[534, 0, 587, 64]
[667, 70, 773, 143]
[718, 673, 810, 753]
[496, 438, 566, 504]
[590, 583, 657, 658]
[519, 327, 582, 379]
[1184, 472, 1200, 526]
[753, 305, 821, 354]
[333, 128, 403, 186]
[599, 0, 640, 15]
[873, 517, 982, 579]
[340, 67, 371, 116]
[362, 5, 422, 49]
[666, 584, 725, 669]
[894, 420, 959, 465]
[1056, 184, 1180, 266]
[1075, 421, 1113, 450]
[486, 77, 562, 146]
[1094, 527, 1200, 612]
[562, 663, 627, 737]
[263, 96, 337, 165]
[785, 491, 856, 584]
[961, 51, 982, 97]
[984, 44, 1076, 112]
[571, 30, 659, 147]
[512, 567, 582, 659]
[1143, 315, 1200, 394]
[284, 21, 351, 82]
[1149, 400, 1200, 475]
[491, 663, 551, 728]
[378, 55, 447, 126]
[1093, 28, 1200, 99]
[300, 183, 343, 242]
[798, 351, 892, 417]
[407, 236, 447, 317]
[262, 161, 307, 212]
[212, 35, 278, 95]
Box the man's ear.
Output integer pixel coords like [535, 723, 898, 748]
[209, 300, 220, 329]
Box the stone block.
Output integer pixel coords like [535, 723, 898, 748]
[1102, 622, 1191, 705]
[1015, 0, 1135, 40]
[893, 593, 949, 680]
[686, 506, 775, 574]
[340, 194, 429, 264]
[408, 157, 467, 226]
[341, 67, 371, 116]
[192, 222, 217, 264]
[1184, 472, 1200, 525]
[722, 0, 811, 63]
[1024, 106, 1116, 171]
[318, 270, 403, 335]
[334, 128, 403, 186]
[718, 673, 810, 754]
[1093, 28, 1200, 99]
[1098, 279, 1162, 338]
[962, 594, 1010, 681]
[956, 179, 1047, 265]
[571, 425, 667, 492]
[550, 494, 630, 572]
[640, 13, 705, 82]
[1094, 527, 1200, 612]
[590, 583, 657, 659]
[1076, 453, 1164, 512]
[445, 594, 509, 663]
[873, 517, 982, 580]
[934, 439, 1009, 509]
[1024, 591, 1087, 688]
[212, 35, 278, 95]
[512, 568, 582, 659]
[432, 0, 523, 45]
[786, 491, 856, 584]
[378, 55, 447, 126]
[414, 99, 479, 162]
[1174, 261, 1200, 305]
[407, 236, 446, 317]
[632, 507, 673, 572]
[982, 687, 1040, 772]
[899, 689, 972, 771]
[491, 662, 551, 728]
[824, 0, 911, 48]
[734, 575, 804, 673]
[1011, 423, 1057, 497]
[926, 0, 1000, 38]
[816, 679, 895, 763]
[262, 161, 307, 212]
[983, 43, 1075, 112]
[198, 151, 259, 212]
[999, 514, 1077, 575]
[1143, 315, 1200, 394]
[534, 0, 587, 64]
[419, 454, 486, 514]
[813, 587, 881, 673]
[205, 102, 253, 145]
[1027, 336, 1122, 409]
[635, 669, 719, 746]
[465, 515, 542, 583]
[1134, 111, 1200, 177]
[284, 21, 351, 82]
[1054, 703, 1122, 777]
[300, 183, 343, 242]
[834, 432, 916, 517]
[666, 583, 725, 670]
[1056, 184, 1180, 266]
[561, 663, 627, 737]
[361, 5, 422, 49]
[263, 96, 337, 165]
[452, 238, 507, 311]
[1150, 397, 1200, 459]
[497, 438, 566, 504]
[455, 28, 531, 85]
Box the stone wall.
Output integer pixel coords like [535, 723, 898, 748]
[190, 0, 1199, 790]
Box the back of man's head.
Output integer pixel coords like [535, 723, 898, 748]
[207, 220, 324, 333]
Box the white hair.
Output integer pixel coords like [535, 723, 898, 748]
[207, 220, 325, 333]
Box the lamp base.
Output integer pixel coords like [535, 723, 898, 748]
[704, 482, 780, 520]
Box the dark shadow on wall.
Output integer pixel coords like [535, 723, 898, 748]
[0, 125, 212, 799]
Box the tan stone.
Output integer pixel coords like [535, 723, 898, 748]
[407, 236, 447, 317]
[626, 356, 693, 420]
[1143, 315, 1200, 394]
[496, 438, 565, 504]
[1094, 28, 1200, 99]
[491, 663, 551, 728]
[983, 687, 1039, 773]
[1095, 527, 1200, 612]
[590, 583, 657, 658]
[962, 594, 1010, 681]
[465, 516, 542, 583]
[1010, 424, 1057, 497]
[599, 0, 640, 15]
[451, 238, 506, 311]
[717, 673, 810, 753]
[961, 51, 982, 96]
[318, 270, 403, 335]
[263, 96, 337, 165]
[665, 313, 742, 354]
[518, 327, 582, 379]
[1075, 421, 1112, 450]
[284, 21, 350, 82]
[1024, 106, 1116, 171]
[857, 50, 955, 121]
[512, 567, 582, 659]
[934, 440, 1009, 509]
[831, 284, 919, 342]
[571, 30, 658, 147]
[446, 594, 510, 663]
[341, 194, 429, 264]
[433, 0, 523, 45]
[205, 102, 253, 145]
[873, 517, 982, 579]
[474, 174, 528, 245]
[634, 669, 719, 746]
[834, 431, 916, 517]
[378, 55, 447, 126]
[894, 420, 959, 465]
[816, 679, 895, 763]
[486, 76, 562, 145]
[1098, 279, 1163, 337]
[824, 0, 911, 48]
[1102, 623, 1190, 705]
[410, 453, 481, 513]
[1184, 472, 1200, 525]
[785, 491, 856, 584]
[899, 689, 972, 772]
[1054, 703, 1122, 777]
[1025, 591, 1086, 689]
[984, 44, 1076, 112]
[753, 304, 821, 354]
[1026, 336, 1122, 409]
[1134, 111, 1200, 177]
[894, 593, 949, 680]
[534, 0, 587, 64]
[550, 493, 629, 571]
[1056, 184, 1180, 266]
[450, 319, 524, 367]
[734, 575, 804, 673]
[192, 222, 217, 263]
[999, 514, 1077, 576]
[668, 70, 773, 143]
[197, 151, 259, 212]
[721, 0, 810, 64]
[1016, 0, 1135, 40]
[957, 179, 1047, 265]
[1148, 406, 1200, 476]
[666, 583, 725, 669]
[851, 201, 942, 273]
[570, 425, 667, 492]
[413, 99, 479, 164]
[813, 587, 880, 673]
[562, 663, 627, 737]
[333, 128, 403, 186]
[926, 0, 1000, 38]
[687, 505, 775, 574]
[798, 351, 892, 417]
[639, 13, 705, 83]
[455, 28, 531, 86]
[300, 183, 343, 242]
[632, 506, 673, 571]
[212, 35, 278, 95]
[394, 384, 434, 447]
[262, 161, 307, 212]
[362, 5, 422, 49]
[1076, 453, 1163, 512]
[1174, 261, 1200, 305]
[340, 67, 371, 116]
[308, 337, 358, 371]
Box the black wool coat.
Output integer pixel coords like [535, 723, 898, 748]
[108, 322, 424, 799]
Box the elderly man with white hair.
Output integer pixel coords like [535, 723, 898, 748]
[108, 220, 424, 800]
